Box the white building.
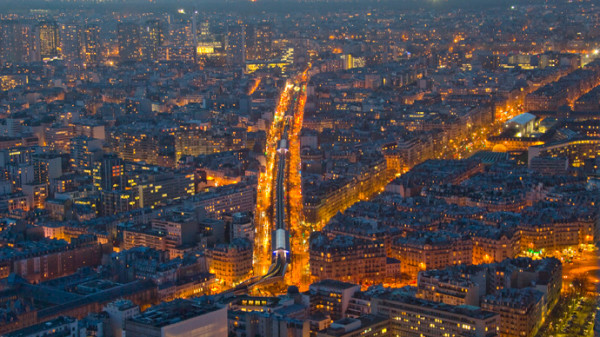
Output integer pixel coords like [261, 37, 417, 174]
[124, 299, 227, 337]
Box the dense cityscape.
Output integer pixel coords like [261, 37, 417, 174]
[0, 0, 598, 336]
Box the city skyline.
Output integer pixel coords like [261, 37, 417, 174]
[0, 0, 598, 336]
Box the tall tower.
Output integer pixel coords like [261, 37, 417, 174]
[226, 23, 245, 66]
[117, 22, 141, 62]
[246, 22, 273, 61]
[191, 10, 198, 46]
[142, 19, 164, 60]
[84, 24, 102, 65]
[70, 136, 102, 174]
[0, 20, 36, 63]
[37, 21, 60, 60]
[60, 23, 82, 61]
[93, 155, 125, 192]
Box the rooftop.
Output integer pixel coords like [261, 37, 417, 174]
[374, 292, 498, 320]
[5, 316, 77, 337]
[128, 299, 223, 328]
[507, 112, 536, 125]
[310, 279, 360, 291]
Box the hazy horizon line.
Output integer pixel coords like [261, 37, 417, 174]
[0, 0, 553, 14]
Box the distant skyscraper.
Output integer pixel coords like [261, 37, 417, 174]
[255, 23, 274, 60]
[0, 20, 36, 63]
[226, 24, 245, 66]
[193, 18, 226, 67]
[199, 20, 210, 38]
[60, 23, 82, 61]
[244, 24, 255, 60]
[118, 22, 141, 61]
[169, 19, 194, 48]
[37, 21, 60, 60]
[84, 24, 102, 65]
[142, 19, 164, 60]
[246, 22, 273, 61]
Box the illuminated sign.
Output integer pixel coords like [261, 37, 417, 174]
[197, 46, 215, 54]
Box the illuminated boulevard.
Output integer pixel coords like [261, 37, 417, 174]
[253, 69, 311, 291]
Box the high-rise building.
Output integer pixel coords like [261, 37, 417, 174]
[60, 23, 82, 61]
[32, 153, 63, 185]
[226, 24, 245, 66]
[142, 19, 164, 60]
[92, 155, 124, 192]
[246, 22, 273, 61]
[244, 23, 256, 60]
[70, 136, 103, 174]
[169, 20, 193, 48]
[118, 22, 141, 61]
[83, 24, 102, 65]
[193, 18, 226, 66]
[0, 20, 36, 63]
[37, 21, 60, 60]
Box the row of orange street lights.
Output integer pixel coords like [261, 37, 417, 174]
[253, 69, 310, 278]
[253, 80, 295, 277]
[285, 69, 312, 290]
